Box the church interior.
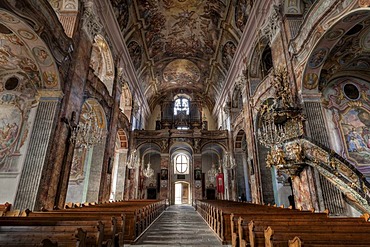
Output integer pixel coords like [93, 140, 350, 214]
[1, 0, 370, 246]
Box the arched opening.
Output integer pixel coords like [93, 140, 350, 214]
[174, 181, 190, 205]
[139, 143, 161, 200]
[90, 35, 115, 95]
[169, 142, 193, 205]
[261, 46, 273, 78]
[173, 94, 191, 129]
[66, 99, 107, 204]
[0, 9, 62, 210]
[109, 129, 128, 201]
[234, 129, 252, 202]
[299, 10, 370, 214]
[201, 143, 223, 200]
[248, 36, 273, 96]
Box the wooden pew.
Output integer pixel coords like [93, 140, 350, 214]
[197, 200, 325, 244]
[0, 218, 104, 247]
[196, 200, 370, 247]
[0, 200, 165, 246]
[241, 217, 370, 247]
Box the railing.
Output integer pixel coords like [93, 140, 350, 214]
[277, 137, 370, 213]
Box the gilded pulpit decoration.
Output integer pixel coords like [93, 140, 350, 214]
[257, 68, 304, 148]
[258, 68, 305, 175]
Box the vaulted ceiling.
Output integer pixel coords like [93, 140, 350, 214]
[111, 0, 253, 110]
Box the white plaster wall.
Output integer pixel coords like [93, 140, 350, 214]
[202, 106, 217, 130]
[146, 105, 161, 130]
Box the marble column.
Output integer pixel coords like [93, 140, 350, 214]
[14, 95, 61, 210]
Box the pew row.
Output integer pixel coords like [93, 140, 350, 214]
[0, 200, 165, 247]
[196, 200, 370, 247]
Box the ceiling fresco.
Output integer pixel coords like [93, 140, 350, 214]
[319, 17, 370, 91]
[111, 0, 253, 110]
[303, 11, 370, 92]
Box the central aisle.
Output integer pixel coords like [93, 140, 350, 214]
[133, 205, 223, 246]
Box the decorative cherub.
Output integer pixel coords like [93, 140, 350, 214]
[275, 147, 286, 165]
[265, 151, 274, 168]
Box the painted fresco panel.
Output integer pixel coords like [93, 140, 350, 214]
[341, 108, 370, 166]
[0, 103, 21, 167]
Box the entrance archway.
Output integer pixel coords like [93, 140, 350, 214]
[174, 182, 190, 205]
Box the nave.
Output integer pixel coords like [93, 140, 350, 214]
[133, 205, 222, 247]
[1, 199, 370, 247]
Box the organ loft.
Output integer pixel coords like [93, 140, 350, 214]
[0, 0, 370, 246]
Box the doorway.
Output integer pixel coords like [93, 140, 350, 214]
[174, 182, 190, 205]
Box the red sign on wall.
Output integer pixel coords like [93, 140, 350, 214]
[216, 173, 224, 194]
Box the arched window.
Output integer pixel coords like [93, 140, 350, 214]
[174, 97, 189, 116]
[175, 154, 189, 174]
[261, 46, 273, 78]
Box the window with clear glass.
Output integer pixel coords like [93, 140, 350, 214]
[174, 97, 189, 115]
[175, 154, 189, 174]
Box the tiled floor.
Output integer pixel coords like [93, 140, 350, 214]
[132, 205, 223, 246]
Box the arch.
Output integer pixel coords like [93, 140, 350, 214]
[109, 129, 129, 201]
[301, 9, 370, 94]
[321, 77, 370, 178]
[249, 36, 271, 79]
[0, 10, 62, 207]
[81, 98, 108, 132]
[0, 9, 61, 91]
[90, 35, 115, 95]
[248, 36, 273, 96]
[117, 129, 128, 149]
[66, 98, 107, 203]
[235, 129, 246, 151]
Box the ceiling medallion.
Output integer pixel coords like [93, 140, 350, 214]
[163, 59, 200, 84]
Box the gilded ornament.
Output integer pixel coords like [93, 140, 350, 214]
[358, 0, 370, 7]
[303, 73, 318, 90]
[42, 72, 58, 88]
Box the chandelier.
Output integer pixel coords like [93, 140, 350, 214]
[143, 146, 154, 178]
[127, 149, 140, 169]
[257, 68, 304, 148]
[223, 151, 236, 170]
[71, 109, 106, 148]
